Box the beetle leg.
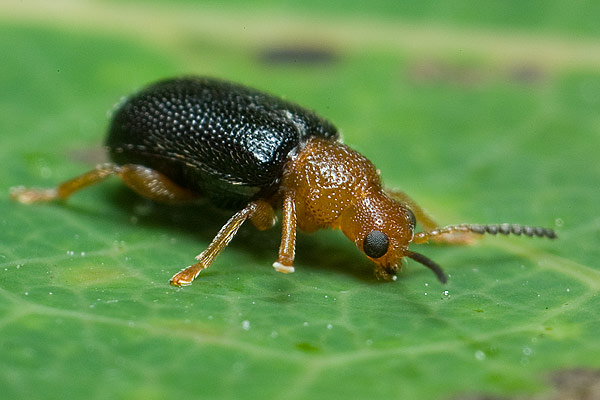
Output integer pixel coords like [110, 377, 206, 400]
[412, 225, 475, 244]
[273, 191, 297, 274]
[387, 189, 475, 245]
[10, 163, 119, 204]
[11, 163, 198, 204]
[116, 164, 197, 203]
[248, 199, 277, 231]
[386, 189, 440, 231]
[170, 201, 264, 286]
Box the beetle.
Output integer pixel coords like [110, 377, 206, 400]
[11, 77, 557, 286]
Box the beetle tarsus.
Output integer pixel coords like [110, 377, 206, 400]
[272, 262, 295, 274]
[170, 264, 203, 287]
[10, 186, 58, 204]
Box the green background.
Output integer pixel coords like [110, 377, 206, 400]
[1, 1, 599, 399]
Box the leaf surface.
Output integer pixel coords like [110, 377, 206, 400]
[1, 2, 599, 399]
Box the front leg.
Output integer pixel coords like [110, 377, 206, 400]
[387, 189, 475, 245]
[386, 188, 440, 231]
[273, 191, 297, 274]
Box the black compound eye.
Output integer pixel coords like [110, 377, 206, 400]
[363, 230, 389, 259]
[407, 208, 416, 229]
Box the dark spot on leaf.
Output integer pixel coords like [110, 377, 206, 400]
[549, 368, 600, 400]
[295, 342, 320, 352]
[407, 59, 486, 87]
[259, 46, 338, 65]
[474, 309, 484, 313]
[407, 59, 546, 87]
[506, 64, 545, 85]
[450, 368, 600, 400]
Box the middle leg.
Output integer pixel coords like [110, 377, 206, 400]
[169, 200, 276, 286]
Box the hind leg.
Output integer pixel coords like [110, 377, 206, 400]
[11, 163, 197, 204]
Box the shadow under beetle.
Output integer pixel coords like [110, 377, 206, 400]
[11, 77, 557, 286]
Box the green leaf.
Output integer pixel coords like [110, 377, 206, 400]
[1, 2, 599, 400]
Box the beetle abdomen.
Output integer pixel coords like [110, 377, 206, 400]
[106, 77, 339, 207]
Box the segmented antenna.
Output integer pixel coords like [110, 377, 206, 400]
[468, 224, 556, 238]
[413, 223, 557, 244]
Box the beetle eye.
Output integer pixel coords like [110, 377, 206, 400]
[363, 230, 389, 259]
[406, 208, 416, 229]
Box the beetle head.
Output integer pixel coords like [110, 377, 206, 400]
[339, 191, 414, 277]
[338, 190, 447, 283]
